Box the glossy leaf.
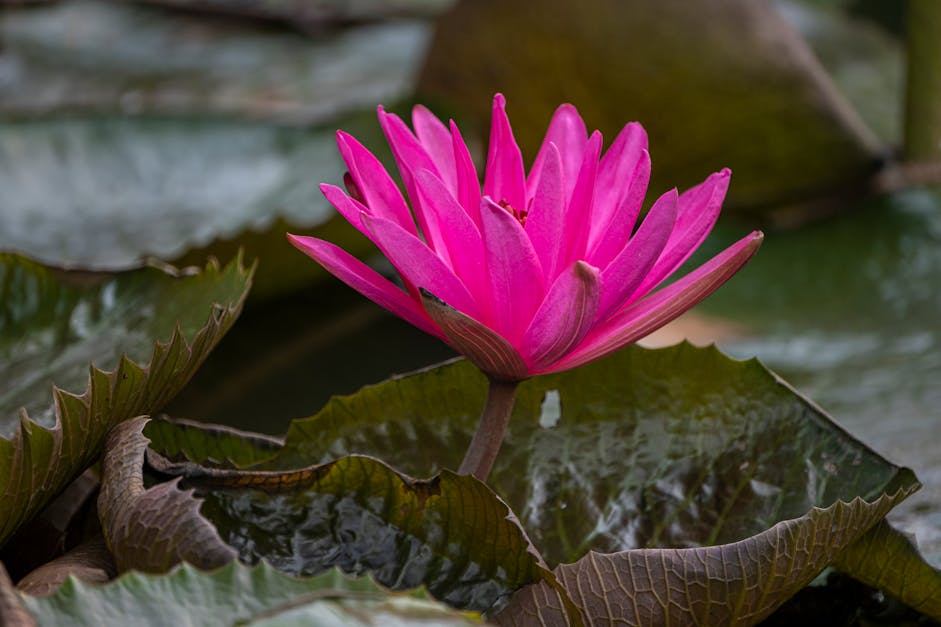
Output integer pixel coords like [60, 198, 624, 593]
[494, 486, 916, 625]
[0, 253, 252, 547]
[259, 344, 936, 619]
[115, 417, 565, 617]
[18, 561, 481, 626]
[268, 347, 910, 559]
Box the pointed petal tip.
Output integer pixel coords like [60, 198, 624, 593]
[493, 93, 506, 108]
[748, 230, 764, 248]
[573, 259, 601, 280]
[285, 233, 320, 255]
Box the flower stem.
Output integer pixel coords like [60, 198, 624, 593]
[458, 378, 519, 481]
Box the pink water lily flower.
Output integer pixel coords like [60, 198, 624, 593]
[289, 94, 762, 382]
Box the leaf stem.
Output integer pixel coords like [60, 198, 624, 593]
[458, 378, 519, 481]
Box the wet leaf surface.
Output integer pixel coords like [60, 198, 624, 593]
[258, 345, 939, 620]
[267, 346, 912, 564]
[129, 416, 561, 615]
[0, 253, 251, 547]
[18, 561, 481, 626]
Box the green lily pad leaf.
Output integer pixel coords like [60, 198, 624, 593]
[0, 117, 342, 272]
[18, 561, 482, 626]
[832, 519, 941, 617]
[144, 416, 283, 469]
[0, 1, 436, 123]
[115, 416, 568, 617]
[0, 253, 252, 548]
[493, 487, 915, 625]
[269, 346, 913, 560]
[260, 344, 932, 617]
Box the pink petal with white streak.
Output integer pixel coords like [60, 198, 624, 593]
[592, 122, 648, 224]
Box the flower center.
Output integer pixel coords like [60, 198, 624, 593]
[498, 199, 528, 226]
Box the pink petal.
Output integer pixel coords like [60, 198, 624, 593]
[320, 183, 370, 234]
[587, 122, 650, 267]
[335, 131, 416, 236]
[483, 94, 526, 216]
[377, 107, 448, 254]
[450, 120, 482, 227]
[524, 142, 566, 280]
[286, 234, 444, 339]
[545, 231, 764, 373]
[521, 261, 601, 371]
[412, 105, 457, 193]
[527, 104, 588, 202]
[480, 197, 546, 342]
[596, 188, 677, 321]
[559, 130, 603, 272]
[362, 213, 482, 320]
[421, 289, 530, 382]
[413, 169, 488, 304]
[593, 122, 648, 219]
[632, 169, 731, 297]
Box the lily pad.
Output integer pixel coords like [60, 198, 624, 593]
[260, 345, 936, 618]
[0, 116, 341, 271]
[0, 0, 436, 122]
[102, 416, 562, 616]
[16, 561, 481, 626]
[494, 488, 914, 625]
[0, 0, 438, 296]
[0, 253, 252, 547]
